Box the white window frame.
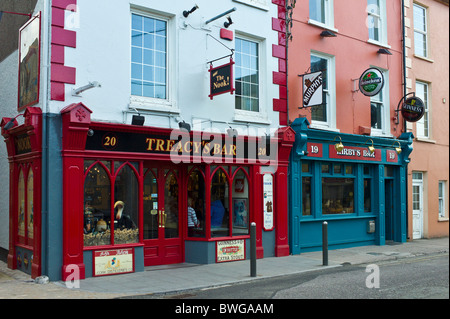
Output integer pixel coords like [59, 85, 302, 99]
[370, 68, 390, 137]
[367, 0, 389, 47]
[413, 3, 428, 58]
[309, 51, 337, 131]
[129, 7, 178, 114]
[439, 181, 447, 219]
[308, 0, 338, 32]
[415, 80, 430, 139]
[233, 33, 270, 124]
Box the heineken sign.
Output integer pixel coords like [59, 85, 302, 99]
[359, 68, 384, 97]
[401, 96, 425, 122]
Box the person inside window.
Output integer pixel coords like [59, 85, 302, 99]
[114, 201, 136, 229]
[211, 190, 225, 228]
[187, 197, 199, 237]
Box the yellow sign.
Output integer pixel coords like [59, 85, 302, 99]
[94, 249, 134, 276]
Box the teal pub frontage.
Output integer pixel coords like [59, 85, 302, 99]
[288, 118, 414, 254]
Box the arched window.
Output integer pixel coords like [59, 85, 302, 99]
[232, 168, 249, 236]
[210, 167, 230, 237]
[187, 167, 205, 238]
[114, 163, 139, 244]
[83, 162, 111, 246]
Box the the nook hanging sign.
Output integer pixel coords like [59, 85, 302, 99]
[208, 58, 235, 99]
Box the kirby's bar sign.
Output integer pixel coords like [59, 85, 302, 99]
[306, 142, 397, 162]
[208, 58, 235, 100]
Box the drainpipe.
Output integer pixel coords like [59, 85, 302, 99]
[401, 0, 410, 240]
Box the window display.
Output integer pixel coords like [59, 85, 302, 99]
[187, 167, 205, 238]
[322, 178, 354, 214]
[211, 167, 228, 237]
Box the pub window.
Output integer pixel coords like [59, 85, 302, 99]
[363, 164, 373, 213]
[187, 167, 206, 238]
[232, 168, 249, 236]
[164, 170, 179, 239]
[143, 168, 158, 240]
[211, 167, 229, 237]
[27, 167, 34, 240]
[321, 162, 355, 215]
[302, 161, 313, 216]
[18, 168, 25, 238]
[113, 163, 139, 244]
[84, 162, 112, 246]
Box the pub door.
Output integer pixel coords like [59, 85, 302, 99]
[143, 166, 184, 266]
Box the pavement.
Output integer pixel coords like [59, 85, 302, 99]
[0, 237, 448, 299]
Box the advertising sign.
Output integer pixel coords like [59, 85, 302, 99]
[263, 174, 274, 231]
[401, 96, 425, 122]
[208, 59, 235, 99]
[18, 13, 41, 111]
[302, 71, 323, 107]
[94, 249, 134, 276]
[216, 240, 245, 263]
[359, 68, 384, 97]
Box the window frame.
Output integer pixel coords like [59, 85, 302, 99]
[129, 9, 178, 114]
[413, 3, 428, 58]
[309, 51, 336, 131]
[308, 0, 337, 31]
[415, 80, 430, 139]
[439, 181, 447, 219]
[367, 0, 388, 46]
[370, 68, 390, 137]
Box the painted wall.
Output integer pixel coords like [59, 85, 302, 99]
[48, 0, 285, 136]
[405, 0, 449, 239]
[288, 0, 405, 138]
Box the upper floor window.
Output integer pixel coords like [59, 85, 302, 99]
[309, 0, 335, 29]
[415, 81, 429, 138]
[413, 3, 428, 57]
[310, 52, 336, 129]
[235, 37, 259, 112]
[131, 13, 167, 99]
[367, 0, 387, 45]
[370, 69, 389, 135]
[439, 181, 447, 219]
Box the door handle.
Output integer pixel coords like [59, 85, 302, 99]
[162, 210, 166, 228]
[158, 210, 162, 228]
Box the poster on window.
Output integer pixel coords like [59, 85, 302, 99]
[18, 13, 41, 111]
[302, 71, 323, 108]
[263, 174, 274, 231]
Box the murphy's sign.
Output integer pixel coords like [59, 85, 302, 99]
[302, 71, 323, 108]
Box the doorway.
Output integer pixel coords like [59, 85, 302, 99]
[412, 172, 424, 239]
[385, 179, 394, 241]
[143, 166, 183, 266]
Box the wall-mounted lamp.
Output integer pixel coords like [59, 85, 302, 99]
[364, 139, 375, 154]
[72, 81, 101, 96]
[179, 120, 191, 133]
[183, 4, 199, 18]
[224, 16, 233, 28]
[333, 136, 344, 152]
[3, 113, 24, 130]
[205, 7, 237, 25]
[227, 127, 238, 137]
[131, 108, 145, 126]
[377, 48, 392, 55]
[391, 141, 402, 154]
[320, 30, 336, 37]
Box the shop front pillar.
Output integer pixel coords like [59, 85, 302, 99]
[274, 126, 295, 257]
[60, 103, 92, 281]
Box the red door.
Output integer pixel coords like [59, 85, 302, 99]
[143, 166, 183, 266]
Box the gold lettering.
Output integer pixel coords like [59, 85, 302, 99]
[155, 139, 165, 151]
[184, 141, 192, 153]
[222, 145, 228, 155]
[166, 140, 176, 152]
[193, 141, 202, 154]
[146, 138, 156, 151]
[229, 144, 236, 156]
[213, 143, 222, 155]
[203, 143, 210, 154]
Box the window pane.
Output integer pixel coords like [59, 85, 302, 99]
[310, 0, 325, 23]
[27, 169, 34, 240]
[131, 14, 167, 99]
[302, 177, 312, 216]
[143, 170, 158, 240]
[114, 164, 139, 244]
[311, 55, 328, 122]
[211, 169, 229, 237]
[18, 169, 25, 237]
[322, 178, 354, 214]
[164, 171, 179, 239]
[364, 178, 372, 212]
[232, 170, 249, 236]
[235, 38, 259, 112]
[371, 102, 382, 129]
[84, 162, 111, 246]
[187, 169, 206, 238]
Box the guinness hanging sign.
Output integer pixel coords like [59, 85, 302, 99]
[359, 68, 384, 97]
[401, 96, 425, 122]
